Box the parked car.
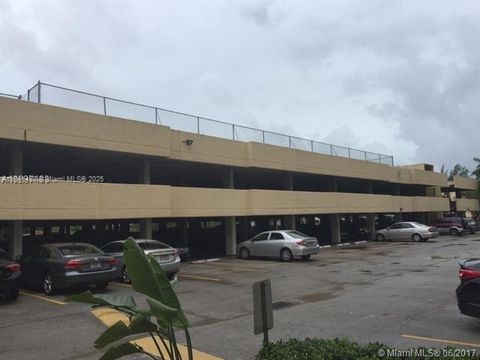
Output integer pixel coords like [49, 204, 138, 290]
[237, 230, 320, 262]
[0, 249, 20, 300]
[463, 218, 479, 234]
[101, 238, 181, 283]
[456, 258, 480, 319]
[375, 222, 438, 242]
[430, 217, 465, 236]
[18, 243, 117, 295]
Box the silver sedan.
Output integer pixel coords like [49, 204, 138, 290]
[101, 238, 181, 283]
[237, 230, 320, 261]
[375, 222, 439, 242]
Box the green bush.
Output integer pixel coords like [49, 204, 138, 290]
[256, 338, 479, 360]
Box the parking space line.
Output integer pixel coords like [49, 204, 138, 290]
[19, 290, 66, 306]
[178, 274, 222, 282]
[191, 263, 268, 273]
[402, 334, 480, 348]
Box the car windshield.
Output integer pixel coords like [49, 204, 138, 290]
[138, 242, 169, 250]
[58, 245, 102, 256]
[411, 222, 427, 227]
[285, 231, 309, 239]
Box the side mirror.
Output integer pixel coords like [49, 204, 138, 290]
[386, 227, 390, 231]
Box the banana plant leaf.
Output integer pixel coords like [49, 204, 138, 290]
[94, 315, 160, 349]
[99, 343, 146, 360]
[65, 290, 137, 310]
[123, 239, 188, 327]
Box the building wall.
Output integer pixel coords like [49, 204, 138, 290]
[0, 183, 450, 220]
[456, 198, 480, 212]
[0, 97, 448, 187]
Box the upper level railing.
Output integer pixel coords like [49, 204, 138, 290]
[18, 81, 394, 166]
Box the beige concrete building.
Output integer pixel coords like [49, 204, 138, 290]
[0, 86, 477, 259]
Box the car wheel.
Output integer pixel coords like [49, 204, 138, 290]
[43, 274, 55, 295]
[280, 248, 293, 262]
[301, 255, 311, 261]
[5, 288, 19, 300]
[412, 233, 422, 242]
[449, 228, 459, 236]
[376, 234, 385, 242]
[121, 266, 131, 284]
[239, 248, 250, 260]
[96, 282, 109, 290]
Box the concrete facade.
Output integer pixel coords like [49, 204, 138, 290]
[0, 96, 476, 258]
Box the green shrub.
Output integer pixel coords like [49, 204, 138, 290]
[256, 338, 479, 360]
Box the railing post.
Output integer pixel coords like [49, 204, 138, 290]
[27, 89, 30, 101]
[348, 148, 351, 158]
[378, 154, 381, 163]
[310, 140, 314, 152]
[262, 131, 265, 143]
[232, 124, 235, 140]
[330, 144, 333, 156]
[197, 117, 200, 134]
[155, 108, 158, 125]
[289, 136, 292, 148]
[103, 97, 107, 115]
[364, 152, 367, 160]
[37, 81, 41, 103]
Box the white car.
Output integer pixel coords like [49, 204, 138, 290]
[237, 230, 320, 261]
[375, 222, 439, 242]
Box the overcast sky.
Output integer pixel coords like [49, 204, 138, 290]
[1, 0, 479, 172]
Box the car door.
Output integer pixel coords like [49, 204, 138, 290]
[267, 232, 285, 257]
[386, 223, 404, 240]
[397, 223, 414, 240]
[249, 232, 270, 256]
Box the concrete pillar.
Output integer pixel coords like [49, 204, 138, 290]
[180, 219, 188, 247]
[138, 159, 152, 239]
[8, 146, 23, 257]
[9, 221, 22, 258]
[223, 167, 237, 255]
[223, 167, 234, 188]
[284, 215, 296, 230]
[330, 177, 338, 192]
[9, 145, 23, 175]
[282, 174, 296, 230]
[138, 158, 151, 184]
[139, 219, 153, 239]
[225, 216, 237, 256]
[417, 212, 427, 224]
[329, 214, 341, 244]
[367, 214, 376, 241]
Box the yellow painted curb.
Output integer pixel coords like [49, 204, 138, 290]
[92, 307, 223, 360]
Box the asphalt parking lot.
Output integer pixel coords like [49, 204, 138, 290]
[1, 234, 480, 360]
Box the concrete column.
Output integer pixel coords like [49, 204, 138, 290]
[417, 212, 427, 224]
[330, 177, 338, 192]
[9, 145, 23, 175]
[180, 219, 189, 248]
[283, 174, 296, 230]
[223, 167, 234, 188]
[329, 214, 341, 244]
[139, 219, 153, 239]
[367, 214, 376, 241]
[284, 215, 296, 230]
[138, 159, 152, 239]
[138, 159, 151, 184]
[9, 221, 22, 258]
[9, 146, 23, 257]
[225, 216, 237, 256]
[223, 167, 237, 255]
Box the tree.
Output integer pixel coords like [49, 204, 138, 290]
[449, 164, 470, 178]
[472, 158, 480, 180]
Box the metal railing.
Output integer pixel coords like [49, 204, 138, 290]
[18, 81, 394, 166]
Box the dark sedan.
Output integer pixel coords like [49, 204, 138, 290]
[0, 249, 20, 300]
[19, 243, 117, 295]
[456, 258, 480, 319]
